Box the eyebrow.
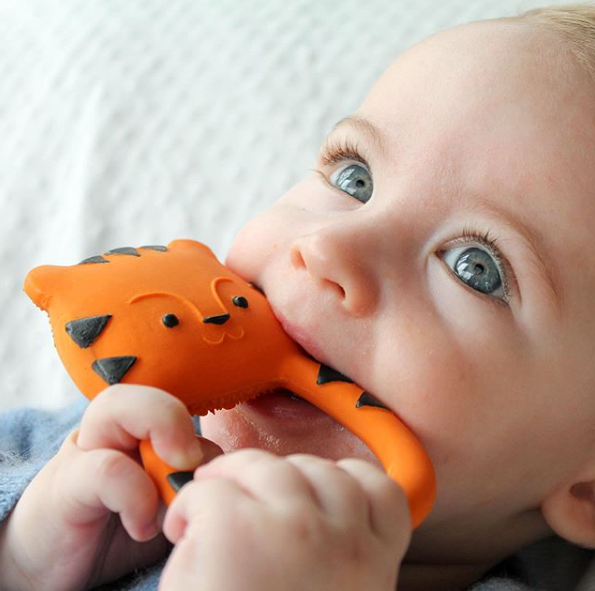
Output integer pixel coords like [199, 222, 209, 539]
[329, 114, 561, 312]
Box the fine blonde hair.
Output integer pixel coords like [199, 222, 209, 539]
[512, 3, 595, 81]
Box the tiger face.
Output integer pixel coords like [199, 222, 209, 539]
[24, 239, 301, 415]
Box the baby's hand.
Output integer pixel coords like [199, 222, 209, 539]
[160, 450, 411, 591]
[0, 384, 222, 591]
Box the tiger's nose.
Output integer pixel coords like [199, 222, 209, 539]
[203, 313, 231, 325]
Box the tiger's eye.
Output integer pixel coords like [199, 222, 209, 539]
[232, 296, 249, 308]
[162, 313, 180, 328]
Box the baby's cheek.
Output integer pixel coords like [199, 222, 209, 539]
[227, 199, 303, 271]
[372, 330, 480, 466]
[226, 214, 277, 280]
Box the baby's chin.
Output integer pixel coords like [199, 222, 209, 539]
[200, 392, 380, 465]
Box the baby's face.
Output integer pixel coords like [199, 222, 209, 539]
[202, 21, 595, 560]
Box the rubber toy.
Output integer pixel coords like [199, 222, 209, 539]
[24, 239, 436, 527]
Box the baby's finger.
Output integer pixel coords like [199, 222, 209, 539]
[336, 458, 411, 547]
[283, 454, 368, 525]
[192, 448, 316, 509]
[56, 429, 162, 542]
[163, 477, 249, 545]
[77, 384, 203, 470]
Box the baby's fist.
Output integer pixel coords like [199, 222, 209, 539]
[159, 450, 411, 591]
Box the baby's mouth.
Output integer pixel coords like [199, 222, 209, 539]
[247, 287, 390, 421]
[243, 387, 327, 422]
[235, 385, 383, 468]
[276, 388, 310, 404]
[282, 388, 305, 402]
[260, 386, 311, 404]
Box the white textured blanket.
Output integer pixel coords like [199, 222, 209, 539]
[0, 0, 568, 411]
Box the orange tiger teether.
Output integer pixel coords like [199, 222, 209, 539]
[24, 239, 436, 527]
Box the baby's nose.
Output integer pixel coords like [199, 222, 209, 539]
[290, 228, 378, 317]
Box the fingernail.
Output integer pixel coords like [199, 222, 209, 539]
[135, 520, 161, 542]
[140, 520, 160, 541]
[171, 439, 204, 469]
[187, 439, 204, 465]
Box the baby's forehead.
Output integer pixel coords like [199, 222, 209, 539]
[407, 20, 569, 73]
[363, 19, 595, 188]
[384, 21, 576, 105]
[355, 21, 595, 319]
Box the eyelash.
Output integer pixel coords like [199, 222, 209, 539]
[319, 136, 370, 169]
[316, 137, 518, 306]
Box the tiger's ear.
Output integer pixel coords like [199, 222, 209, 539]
[23, 265, 66, 312]
[168, 239, 214, 257]
[23, 265, 77, 312]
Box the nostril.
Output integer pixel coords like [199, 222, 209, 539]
[323, 278, 346, 300]
[290, 247, 307, 270]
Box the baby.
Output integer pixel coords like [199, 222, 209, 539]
[2, 4, 595, 590]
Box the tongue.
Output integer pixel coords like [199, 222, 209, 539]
[244, 388, 328, 420]
[227, 389, 381, 465]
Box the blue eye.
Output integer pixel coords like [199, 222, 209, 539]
[330, 164, 373, 203]
[442, 245, 505, 300]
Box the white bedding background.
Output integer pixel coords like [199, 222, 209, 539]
[0, 0, 569, 411]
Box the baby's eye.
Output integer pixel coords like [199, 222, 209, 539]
[330, 164, 373, 204]
[441, 245, 506, 300]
